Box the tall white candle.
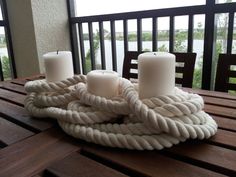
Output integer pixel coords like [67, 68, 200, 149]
[43, 51, 74, 82]
[87, 70, 119, 98]
[138, 52, 175, 99]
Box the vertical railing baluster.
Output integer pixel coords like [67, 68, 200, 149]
[169, 16, 174, 52]
[0, 59, 3, 81]
[123, 19, 128, 54]
[1, 0, 16, 79]
[188, 14, 194, 53]
[202, 0, 215, 90]
[152, 17, 157, 51]
[88, 22, 95, 70]
[69, 23, 81, 74]
[78, 23, 86, 74]
[99, 21, 106, 69]
[110, 20, 117, 71]
[227, 12, 234, 54]
[137, 18, 142, 52]
[67, 0, 81, 74]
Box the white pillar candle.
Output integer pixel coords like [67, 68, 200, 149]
[138, 52, 175, 99]
[87, 70, 119, 98]
[43, 51, 74, 82]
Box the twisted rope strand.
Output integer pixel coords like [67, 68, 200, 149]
[24, 75, 217, 150]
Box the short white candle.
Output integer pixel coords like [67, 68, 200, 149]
[138, 52, 175, 99]
[43, 51, 74, 82]
[87, 70, 119, 98]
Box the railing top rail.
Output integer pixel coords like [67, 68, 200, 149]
[71, 5, 206, 23]
[71, 2, 236, 23]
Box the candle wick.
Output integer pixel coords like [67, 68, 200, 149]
[57, 50, 59, 55]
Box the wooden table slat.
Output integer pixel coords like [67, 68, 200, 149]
[213, 115, 236, 132]
[11, 74, 45, 85]
[0, 81, 26, 94]
[0, 117, 34, 145]
[0, 99, 53, 132]
[203, 95, 236, 109]
[205, 104, 236, 119]
[10, 80, 27, 86]
[25, 75, 45, 81]
[0, 75, 235, 177]
[206, 129, 236, 149]
[0, 88, 26, 106]
[46, 152, 128, 177]
[0, 128, 80, 177]
[166, 142, 236, 176]
[82, 145, 227, 177]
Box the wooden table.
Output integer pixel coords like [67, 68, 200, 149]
[0, 76, 236, 177]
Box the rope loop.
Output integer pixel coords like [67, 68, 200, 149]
[24, 75, 217, 150]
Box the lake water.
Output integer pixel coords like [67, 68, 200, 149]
[1, 39, 234, 76]
[84, 40, 204, 75]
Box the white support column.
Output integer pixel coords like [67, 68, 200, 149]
[6, 0, 71, 77]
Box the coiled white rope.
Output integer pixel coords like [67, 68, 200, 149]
[24, 75, 217, 150]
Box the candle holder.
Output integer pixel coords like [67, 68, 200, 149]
[24, 75, 217, 150]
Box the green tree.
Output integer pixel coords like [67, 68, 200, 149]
[174, 30, 187, 52]
[128, 33, 137, 41]
[85, 30, 100, 73]
[192, 59, 202, 88]
[157, 44, 168, 52]
[1, 56, 11, 79]
[142, 32, 152, 41]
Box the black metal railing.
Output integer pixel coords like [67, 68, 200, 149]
[67, 0, 236, 90]
[0, 0, 16, 81]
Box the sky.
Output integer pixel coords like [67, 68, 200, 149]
[75, 0, 207, 32]
[75, 0, 235, 16]
[0, 8, 4, 35]
[75, 0, 206, 17]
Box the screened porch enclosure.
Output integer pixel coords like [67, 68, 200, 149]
[68, 0, 236, 91]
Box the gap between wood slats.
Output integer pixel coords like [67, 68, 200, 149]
[10, 81, 26, 86]
[0, 112, 41, 134]
[44, 152, 127, 177]
[0, 116, 34, 146]
[0, 99, 54, 133]
[0, 140, 7, 148]
[213, 115, 236, 132]
[161, 142, 236, 176]
[0, 97, 23, 107]
[210, 113, 236, 121]
[205, 138, 236, 151]
[204, 129, 236, 151]
[0, 83, 26, 95]
[204, 97, 236, 109]
[205, 106, 236, 120]
[80, 150, 146, 177]
[80, 145, 226, 177]
[0, 88, 25, 106]
[0, 128, 80, 177]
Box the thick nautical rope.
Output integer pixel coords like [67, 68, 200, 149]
[24, 75, 217, 150]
